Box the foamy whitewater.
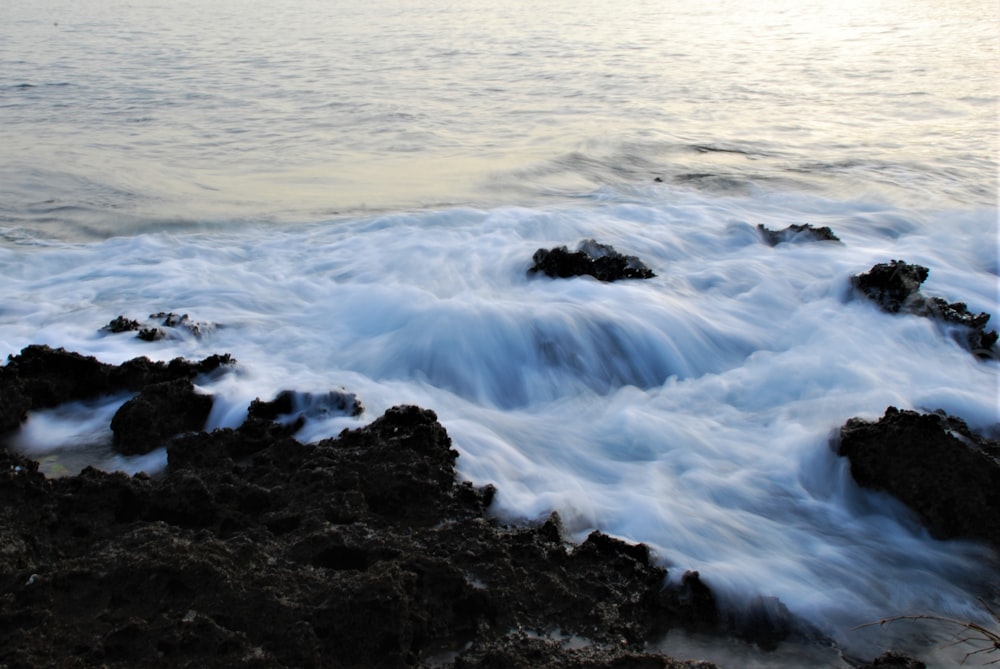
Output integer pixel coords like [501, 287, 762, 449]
[1, 0, 997, 665]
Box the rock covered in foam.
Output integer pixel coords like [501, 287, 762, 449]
[852, 260, 998, 358]
[757, 223, 841, 246]
[0, 345, 234, 434]
[529, 239, 656, 282]
[836, 406, 1000, 547]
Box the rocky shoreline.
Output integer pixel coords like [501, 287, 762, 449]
[1, 344, 997, 667]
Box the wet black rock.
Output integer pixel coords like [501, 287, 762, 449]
[248, 389, 364, 422]
[852, 260, 998, 358]
[110, 378, 214, 455]
[0, 345, 234, 434]
[530, 239, 656, 282]
[101, 315, 142, 333]
[757, 223, 841, 246]
[0, 360, 718, 669]
[138, 312, 214, 341]
[836, 406, 1000, 546]
[452, 632, 719, 668]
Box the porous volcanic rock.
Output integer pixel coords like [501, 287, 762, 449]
[0, 345, 234, 434]
[529, 239, 656, 282]
[851, 260, 998, 358]
[757, 223, 841, 246]
[0, 394, 719, 668]
[110, 378, 214, 455]
[836, 406, 1000, 546]
[248, 389, 364, 422]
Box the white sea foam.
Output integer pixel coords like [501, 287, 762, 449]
[1, 190, 996, 662]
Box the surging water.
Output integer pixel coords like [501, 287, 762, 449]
[0, 0, 997, 666]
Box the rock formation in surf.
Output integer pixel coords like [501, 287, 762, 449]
[852, 260, 998, 358]
[836, 406, 1000, 547]
[757, 223, 841, 246]
[529, 239, 656, 282]
[0, 347, 724, 668]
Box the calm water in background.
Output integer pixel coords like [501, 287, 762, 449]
[1, 1, 999, 666]
[1, 0, 996, 236]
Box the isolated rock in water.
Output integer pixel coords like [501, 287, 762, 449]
[852, 260, 998, 357]
[110, 378, 214, 455]
[836, 406, 1000, 546]
[529, 239, 655, 281]
[852, 260, 929, 313]
[757, 223, 841, 246]
[248, 389, 364, 422]
[101, 315, 142, 334]
[0, 345, 234, 434]
[128, 311, 216, 341]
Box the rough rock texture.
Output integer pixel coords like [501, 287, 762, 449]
[110, 378, 215, 455]
[0, 345, 234, 434]
[851, 260, 998, 357]
[1, 347, 949, 667]
[101, 312, 216, 342]
[0, 393, 720, 668]
[757, 223, 841, 246]
[836, 406, 1000, 546]
[529, 239, 656, 282]
[248, 389, 364, 422]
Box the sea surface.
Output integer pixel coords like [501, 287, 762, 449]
[1, 0, 998, 665]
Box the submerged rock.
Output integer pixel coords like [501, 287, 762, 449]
[852, 260, 998, 358]
[248, 389, 364, 422]
[836, 406, 1000, 547]
[757, 223, 841, 246]
[529, 239, 656, 282]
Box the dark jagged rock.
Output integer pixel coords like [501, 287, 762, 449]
[1, 384, 717, 668]
[757, 223, 841, 246]
[530, 239, 656, 282]
[248, 389, 364, 422]
[101, 315, 142, 333]
[110, 378, 214, 454]
[137, 311, 214, 341]
[0, 345, 234, 434]
[856, 651, 926, 669]
[836, 406, 1000, 546]
[852, 260, 929, 314]
[852, 260, 998, 358]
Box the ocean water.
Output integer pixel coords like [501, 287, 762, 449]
[1, 0, 998, 665]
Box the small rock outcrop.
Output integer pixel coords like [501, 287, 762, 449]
[836, 406, 1000, 546]
[110, 378, 214, 454]
[102, 312, 216, 341]
[248, 389, 364, 422]
[852, 260, 998, 357]
[0, 345, 234, 434]
[757, 223, 841, 246]
[529, 239, 656, 282]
